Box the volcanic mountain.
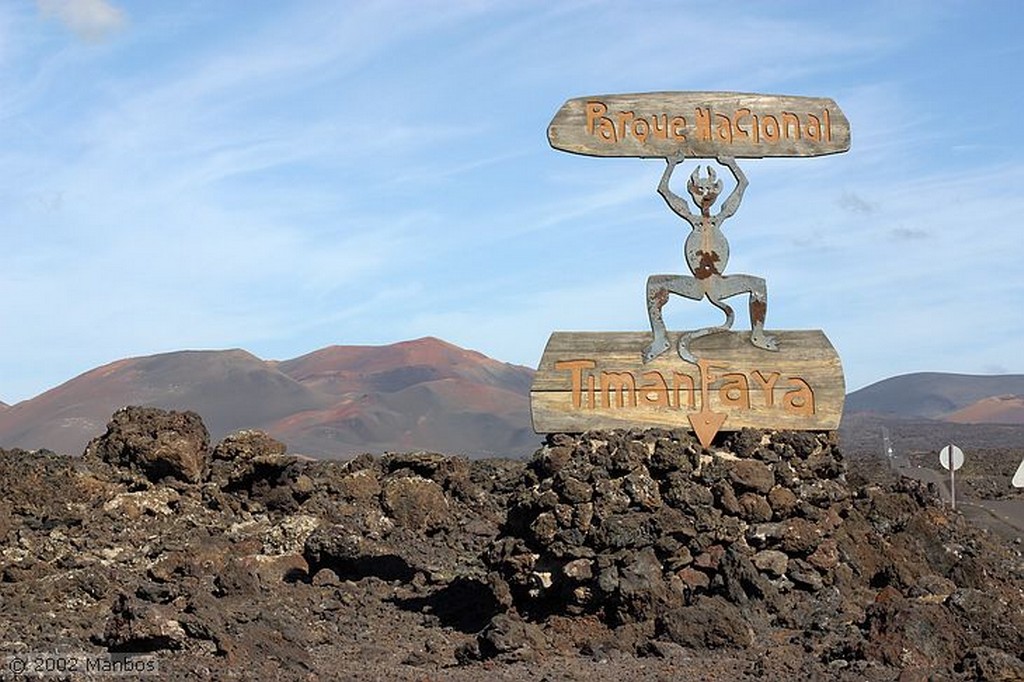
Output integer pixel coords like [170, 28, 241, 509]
[0, 337, 538, 458]
[845, 372, 1024, 421]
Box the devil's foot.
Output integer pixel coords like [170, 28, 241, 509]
[643, 335, 670, 363]
[751, 330, 779, 352]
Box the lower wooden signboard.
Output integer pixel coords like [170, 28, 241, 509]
[530, 330, 844, 447]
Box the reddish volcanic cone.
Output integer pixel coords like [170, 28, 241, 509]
[944, 395, 1024, 425]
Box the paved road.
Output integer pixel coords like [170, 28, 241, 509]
[961, 499, 1024, 544]
[896, 464, 1023, 544]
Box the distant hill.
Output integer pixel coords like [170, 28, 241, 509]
[840, 372, 1024, 456]
[0, 337, 538, 459]
[845, 372, 1024, 422]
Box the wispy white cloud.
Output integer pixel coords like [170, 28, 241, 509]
[37, 0, 125, 42]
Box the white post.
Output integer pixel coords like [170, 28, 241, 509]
[949, 443, 956, 510]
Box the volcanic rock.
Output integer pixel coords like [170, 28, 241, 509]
[657, 596, 753, 649]
[1, 409, 1022, 680]
[84, 406, 210, 483]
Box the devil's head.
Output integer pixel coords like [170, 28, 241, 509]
[687, 165, 722, 212]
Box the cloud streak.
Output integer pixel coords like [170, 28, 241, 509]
[37, 0, 125, 42]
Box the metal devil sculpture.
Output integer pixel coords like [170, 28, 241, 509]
[644, 153, 775, 364]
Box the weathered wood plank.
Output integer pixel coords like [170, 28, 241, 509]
[548, 92, 850, 159]
[530, 331, 844, 436]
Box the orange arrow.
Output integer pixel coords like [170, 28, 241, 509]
[689, 358, 726, 448]
[689, 409, 727, 448]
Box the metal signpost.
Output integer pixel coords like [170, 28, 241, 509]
[881, 427, 895, 471]
[938, 443, 965, 509]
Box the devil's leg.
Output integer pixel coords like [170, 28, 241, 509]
[714, 274, 778, 352]
[644, 274, 701, 363]
[748, 287, 777, 351]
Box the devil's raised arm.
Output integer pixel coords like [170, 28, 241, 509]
[716, 155, 747, 221]
[658, 152, 697, 225]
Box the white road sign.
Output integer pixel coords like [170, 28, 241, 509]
[1013, 456, 1024, 488]
[939, 444, 964, 471]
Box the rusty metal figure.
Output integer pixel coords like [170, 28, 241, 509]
[643, 153, 778, 363]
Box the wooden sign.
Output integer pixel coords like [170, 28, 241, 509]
[548, 91, 850, 159]
[530, 330, 844, 446]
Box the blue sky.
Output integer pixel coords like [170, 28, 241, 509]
[1, 0, 1023, 403]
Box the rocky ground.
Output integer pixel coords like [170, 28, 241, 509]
[1, 407, 1022, 680]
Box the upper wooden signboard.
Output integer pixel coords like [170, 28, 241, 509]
[548, 91, 850, 159]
